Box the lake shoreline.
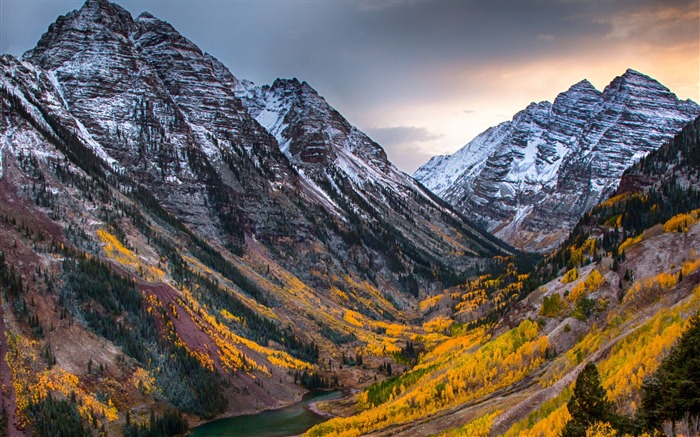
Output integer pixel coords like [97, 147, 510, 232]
[306, 388, 357, 419]
[189, 390, 346, 436]
[187, 390, 306, 429]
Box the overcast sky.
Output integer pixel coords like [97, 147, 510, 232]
[1, 0, 699, 173]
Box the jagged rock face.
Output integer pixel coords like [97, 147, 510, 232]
[236, 76, 510, 290]
[1, 54, 120, 177]
[130, 12, 310, 244]
[239, 78, 390, 170]
[131, 12, 287, 175]
[23, 0, 230, 240]
[4, 0, 509, 301]
[21, 0, 312, 251]
[415, 70, 700, 253]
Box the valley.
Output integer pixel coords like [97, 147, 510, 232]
[1, 1, 699, 436]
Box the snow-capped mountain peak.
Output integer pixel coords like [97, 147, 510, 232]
[415, 71, 700, 252]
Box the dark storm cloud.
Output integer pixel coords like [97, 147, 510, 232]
[2, 0, 698, 172]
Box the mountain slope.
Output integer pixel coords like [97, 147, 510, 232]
[308, 115, 700, 437]
[12, 0, 513, 312]
[415, 71, 700, 253]
[236, 78, 512, 289]
[0, 1, 515, 434]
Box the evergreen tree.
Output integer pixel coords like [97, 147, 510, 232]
[562, 362, 614, 437]
[29, 396, 91, 437]
[638, 312, 700, 432]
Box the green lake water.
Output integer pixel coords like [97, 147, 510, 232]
[190, 391, 343, 437]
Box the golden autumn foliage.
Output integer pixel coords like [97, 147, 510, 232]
[599, 311, 685, 407]
[5, 332, 118, 429]
[219, 308, 241, 323]
[330, 286, 349, 302]
[423, 315, 452, 334]
[362, 338, 402, 357]
[441, 411, 499, 436]
[570, 281, 587, 303]
[5, 333, 40, 428]
[569, 269, 605, 303]
[132, 367, 156, 395]
[306, 320, 549, 436]
[451, 266, 527, 321]
[419, 294, 443, 312]
[422, 327, 487, 365]
[663, 209, 699, 233]
[343, 310, 364, 328]
[503, 388, 572, 437]
[97, 228, 163, 280]
[618, 223, 664, 253]
[622, 271, 679, 308]
[39, 368, 119, 424]
[562, 268, 580, 284]
[517, 286, 700, 436]
[177, 288, 311, 373]
[97, 228, 138, 267]
[144, 293, 218, 373]
[454, 287, 488, 313]
[600, 193, 633, 208]
[339, 275, 397, 317]
[570, 239, 597, 266]
[618, 234, 644, 253]
[303, 208, 697, 437]
[682, 254, 700, 277]
[586, 421, 618, 437]
[514, 404, 571, 437]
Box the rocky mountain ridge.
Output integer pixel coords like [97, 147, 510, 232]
[414, 70, 700, 253]
[13, 0, 508, 299]
[2, 0, 700, 435]
[235, 77, 509, 281]
[0, 1, 516, 430]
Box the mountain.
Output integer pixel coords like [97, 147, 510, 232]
[236, 77, 511, 282]
[20, 0, 508, 298]
[0, 0, 513, 433]
[414, 71, 700, 253]
[4, 0, 699, 435]
[308, 115, 700, 437]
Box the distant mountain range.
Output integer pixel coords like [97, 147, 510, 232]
[2, 0, 700, 435]
[414, 70, 699, 252]
[16, 0, 507, 297]
[0, 0, 509, 428]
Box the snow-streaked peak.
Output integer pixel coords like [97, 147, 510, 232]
[232, 75, 505, 257]
[1, 55, 122, 172]
[9, 0, 510, 285]
[415, 70, 700, 252]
